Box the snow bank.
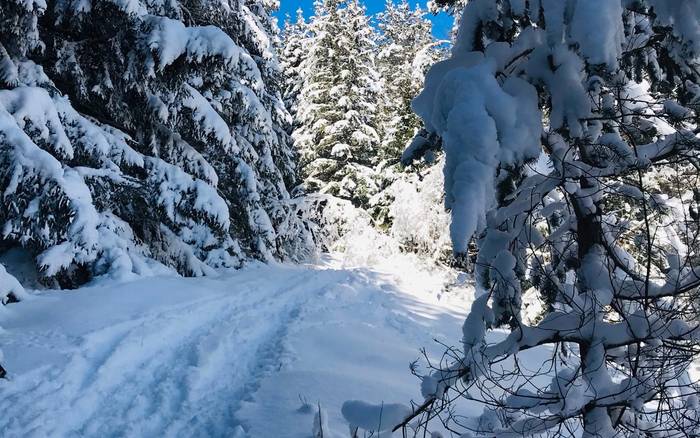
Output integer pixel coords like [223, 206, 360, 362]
[0, 264, 27, 305]
[341, 400, 411, 432]
[386, 160, 452, 262]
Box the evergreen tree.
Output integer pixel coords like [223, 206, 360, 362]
[281, 9, 310, 134]
[0, 0, 313, 288]
[376, 0, 441, 162]
[398, 0, 700, 436]
[293, 0, 381, 208]
[370, 0, 443, 229]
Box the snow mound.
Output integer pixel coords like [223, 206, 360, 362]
[341, 400, 411, 432]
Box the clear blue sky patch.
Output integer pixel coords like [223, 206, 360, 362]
[275, 0, 453, 40]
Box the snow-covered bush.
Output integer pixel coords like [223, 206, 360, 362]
[292, 194, 397, 267]
[0, 263, 26, 378]
[0, 0, 313, 287]
[0, 263, 26, 306]
[393, 1, 700, 436]
[379, 159, 452, 263]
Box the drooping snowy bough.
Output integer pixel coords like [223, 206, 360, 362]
[398, 1, 700, 436]
[0, 0, 313, 288]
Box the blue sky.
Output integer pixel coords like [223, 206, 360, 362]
[275, 0, 453, 40]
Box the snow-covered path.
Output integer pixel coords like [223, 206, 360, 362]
[0, 256, 472, 437]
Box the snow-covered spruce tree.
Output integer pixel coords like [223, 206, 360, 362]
[281, 9, 310, 134]
[294, 0, 382, 208]
[0, 0, 313, 287]
[395, 1, 700, 436]
[376, 0, 441, 163]
[370, 0, 444, 230]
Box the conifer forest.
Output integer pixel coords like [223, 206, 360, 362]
[1, 0, 700, 436]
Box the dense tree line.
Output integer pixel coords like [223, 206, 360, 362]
[283, 0, 442, 202]
[0, 0, 317, 294]
[282, 0, 449, 259]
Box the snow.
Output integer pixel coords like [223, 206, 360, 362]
[0, 263, 27, 304]
[0, 46, 19, 86]
[0, 87, 73, 167]
[570, 0, 624, 68]
[148, 158, 230, 230]
[0, 254, 475, 437]
[525, 45, 590, 138]
[144, 15, 260, 84]
[341, 400, 411, 433]
[183, 84, 234, 147]
[413, 59, 541, 252]
[312, 406, 329, 438]
[386, 159, 452, 262]
[648, 0, 700, 54]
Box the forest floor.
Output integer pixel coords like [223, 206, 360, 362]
[0, 254, 474, 437]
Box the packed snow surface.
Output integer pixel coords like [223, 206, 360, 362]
[0, 254, 473, 437]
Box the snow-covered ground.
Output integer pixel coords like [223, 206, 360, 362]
[0, 254, 473, 437]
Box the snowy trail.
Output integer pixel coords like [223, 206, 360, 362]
[0, 257, 473, 437]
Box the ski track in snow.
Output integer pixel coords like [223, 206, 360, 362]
[0, 256, 473, 437]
